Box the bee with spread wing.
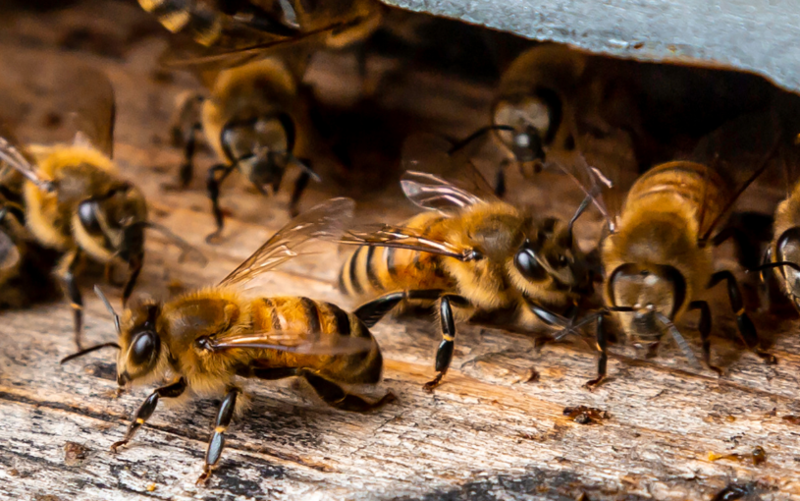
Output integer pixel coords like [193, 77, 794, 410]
[62, 198, 394, 484]
[338, 133, 599, 390]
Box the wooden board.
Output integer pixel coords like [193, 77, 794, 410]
[1, 2, 800, 500]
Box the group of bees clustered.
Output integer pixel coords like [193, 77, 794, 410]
[1, 0, 799, 486]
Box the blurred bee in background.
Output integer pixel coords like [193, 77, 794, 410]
[563, 125, 782, 388]
[139, 0, 383, 52]
[169, 45, 324, 242]
[0, 67, 200, 348]
[452, 44, 641, 198]
[338, 134, 599, 390]
[62, 198, 394, 484]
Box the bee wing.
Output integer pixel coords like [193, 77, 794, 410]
[0, 229, 21, 272]
[401, 133, 498, 213]
[341, 223, 474, 260]
[219, 197, 355, 288]
[690, 110, 784, 240]
[204, 329, 374, 356]
[0, 122, 49, 189]
[48, 66, 116, 158]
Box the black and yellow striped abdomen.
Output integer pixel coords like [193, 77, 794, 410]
[338, 212, 455, 301]
[250, 296, 382, 385]
[138, 0, 223, 46]
[625, 161, 728, 228]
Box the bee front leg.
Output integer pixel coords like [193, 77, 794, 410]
[288, 158, 313, 218]
[111, 378, 187, 453]
[585, 314, 608, 390]
[57, 248, 84, 349]
[301, 371, 396, 412]
[688, 300, 722, 375]
[197, 387, 241, 485]
[205, 164, 236, 243]
[708, 270, 777, 364]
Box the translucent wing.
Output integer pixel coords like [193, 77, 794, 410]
[341, 223, 478, 261]
[0, 122, 49, 189]
[219, 197, 355, 287]
[0, 229, 20, 273]
[50, 67, 116, 158]
[204, 329, 374, 356]
[400, 133, 498, 213]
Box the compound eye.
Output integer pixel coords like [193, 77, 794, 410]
[130, 331, 157, 366]
[77, 200, 101, 233]
[515, 246, 546, 281]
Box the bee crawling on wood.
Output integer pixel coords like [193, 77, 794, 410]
[558, 124, 781, 389]
[62, 198, 395, 484]
[0, 68, 202, 348]
[337, 134, 601, 391]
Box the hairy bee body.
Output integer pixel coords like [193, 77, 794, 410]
[140, 0, 381, 48]
[128, 290, 383, 393]
[603, 162, 726, 336]
[22, 144, 147, 260]
[340, 202, 586, 325]
[202, 57, 311, 176]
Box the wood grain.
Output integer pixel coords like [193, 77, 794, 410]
[1, 1, 799, 500]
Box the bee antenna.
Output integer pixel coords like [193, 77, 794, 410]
[654, 312, 701, 370]
[134, 221, 208, 266]
[748, 261, 800, 273]
[60, 342, 121, 364]
[448, 125, 516, 155]
[94, 285, 121, 334]
[567, 191, 595, 243]
[287, 154, 321, 183]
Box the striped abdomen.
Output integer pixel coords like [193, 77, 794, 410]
[338, 213, 454, 300]
[138, 0, 223, 46]
[626, 161, 728, 227]
[250, 296, 382, 385]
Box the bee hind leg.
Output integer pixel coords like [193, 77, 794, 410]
[301, 371, 395, 412]
[708, 270, 777, 364]
[198, 387, 241, 485]
[688, 300, 723, 375]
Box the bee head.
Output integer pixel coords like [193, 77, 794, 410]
[493, 88, 561, 164]
[221, 113, 296, 192]
[607, 263, 686, 339]
[775, 227, 800, 304]
[510, 217, 590, 294]
[75, 182, 148, 259]
[117, 301, 164, 387]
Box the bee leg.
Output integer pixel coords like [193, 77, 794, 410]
[205, 163, 236, 243]
[198, 387, 241, 485]
[288, 159, 313, 218]
[177, 124, 201, 189]
[301, 371, 396, 412]
[585, 314, 608, 390]
[688, 300, 723, 375]
[57, 248, 84, 349]
[495, 158, 510, 198]
[111, 378, 187, 453]
[353, 291, 410, 328]
[424, 294, 464, 392]
[708, 270, 777, 364]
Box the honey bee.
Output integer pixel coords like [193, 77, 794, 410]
[170, 48, 323, 242]
[62, 198, 394, 484]
[567, 145, 780, 388]
[456, 44, 640, 197]
[338, 134, 597, 390]
[0, 68, 197, 348]
[139, 0, 382, 51]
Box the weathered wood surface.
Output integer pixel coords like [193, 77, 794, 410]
[1, 2, 800, 500]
